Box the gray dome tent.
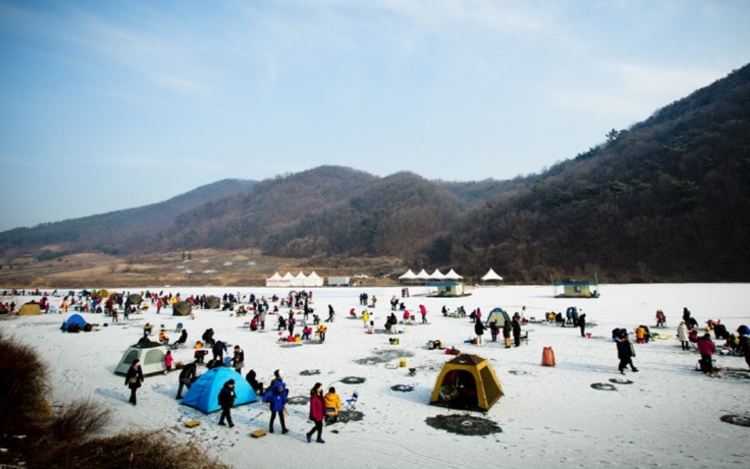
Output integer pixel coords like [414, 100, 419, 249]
[173, 301, 192, 316]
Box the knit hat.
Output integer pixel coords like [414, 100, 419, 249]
[274, 369, 282, 379]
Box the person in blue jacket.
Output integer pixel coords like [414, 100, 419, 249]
[263, 369, 289, 434]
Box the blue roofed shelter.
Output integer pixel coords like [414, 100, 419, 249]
[182, 367, 258, 413]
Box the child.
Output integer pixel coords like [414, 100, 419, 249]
[324, 386, 342, 424]
[164, 350, 173, 372]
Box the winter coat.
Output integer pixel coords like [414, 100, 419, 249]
[263, 380, 288, 412]
[179, 363, 197, 381]
[218, 384, 236, 409]
[232, 349, 245, 368]
[309, 393, 325, 422]
[677, 323, 689, 341]
[164, 353, 173, 368]
[213, 341, 227, 355]
[474, 320, 486, 336]
[125, 364, 144, 389]
[697, 337, 716, 356]
[323, 392, 342, 416]
[503, 321, 511, 338]
[617, 338, 635, 360]
[511, 319, 521, 337]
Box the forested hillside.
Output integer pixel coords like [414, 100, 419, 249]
[426, 65, 750, 282]
[2, 64, 749, 283]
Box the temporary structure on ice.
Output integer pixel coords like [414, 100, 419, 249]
[430, 354, 503, 412]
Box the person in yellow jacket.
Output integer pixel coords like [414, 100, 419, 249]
[316, 324, 327, 343]
[323, 386, 342, 424]
[362, 310, 370, 329]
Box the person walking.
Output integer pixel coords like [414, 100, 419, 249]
[306, 383, 325, 443]
[616, 333, 638, 374]
[125, 359, 144, 405]
[218, 379, 236, 427]
[677, 321, 690, 350]
[176, 360, 198, 399]
[696, 333, 716, 373]
[474, 318, 486, 347]
[262, 370, 289, 434]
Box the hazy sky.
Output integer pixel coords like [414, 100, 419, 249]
[1, 0, 749, 232]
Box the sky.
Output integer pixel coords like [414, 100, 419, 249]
[1, 0, 749, 232]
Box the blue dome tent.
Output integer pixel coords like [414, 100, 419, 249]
[61, 313, 88, 331]
[181, 367, 258, 414]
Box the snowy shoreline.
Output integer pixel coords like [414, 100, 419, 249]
[2, 284, 749, 469]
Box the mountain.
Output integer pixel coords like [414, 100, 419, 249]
[426, 64, 750, 282]
[0, 179, 257, 256]
[2, 64, 749, 283]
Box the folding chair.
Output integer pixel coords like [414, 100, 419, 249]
[345, 391, 359, 411]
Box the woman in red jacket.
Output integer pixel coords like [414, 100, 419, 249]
[697, 333, 716, 373]
[306, 382, 325, 443]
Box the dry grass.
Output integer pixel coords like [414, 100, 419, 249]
[0, 334, 231, 469]
[0, 248, 405, 288]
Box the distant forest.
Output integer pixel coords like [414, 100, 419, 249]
[2, 64, 749, 283]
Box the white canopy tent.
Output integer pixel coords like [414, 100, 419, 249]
[481, 268, 504, 284]
[443, 268, 463, 280]
[428, 269, 445, 281]
[291, 271, 308, 288]
[304, 271, 324, 287]
[265, 272, 282, 287]
[414, 269, 430, 284]
[279, 272, 294, 288]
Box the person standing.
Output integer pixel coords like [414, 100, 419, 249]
[474, 318, 486, 347]
[218, 379, 236, 427]
[231, 345, 245, 374]
[696, 333, 716, 373]
[176, 360, 198, 399]
[306, 383, 325, 443]
[512, 316, 522, 347]
[616, 333, 638, 374]
[578, 313, 587, 338]
[503, 320, 512, 349]
[125, 359, 144, 405]
[164, 350, 173, 372]
[262, 370, 289, 434]
[677, 321, 690, 350]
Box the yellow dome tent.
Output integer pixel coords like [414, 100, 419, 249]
[430, 354, 503, 412]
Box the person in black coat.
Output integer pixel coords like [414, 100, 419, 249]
[212, 340, 227, 363]
[125, 359, 145, 405]
[474, 318, 486, 347]
[176, 360, 198, 399]
[503, 320, 512, 348]
[245, 369, 264, 395]
[578, 313, 587, 338]
[218, 379, 236, 427]
[617, 333, 638, 374]
[511, 317, 522, 347]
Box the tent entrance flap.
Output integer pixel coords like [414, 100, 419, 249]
[438, 370, 478, 409]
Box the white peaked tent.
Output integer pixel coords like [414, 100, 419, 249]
[291, 271, 308, 288]
[481, 268, 504, 284]
[399, 269, 417, 284]
[266, 272, 282, 287]
[415, 269, 430, 284]
[279, 272, 294, 288]
[443, 268, 463, 280]
[429, 269, 445, 281]
[304, 271, 324, 287]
